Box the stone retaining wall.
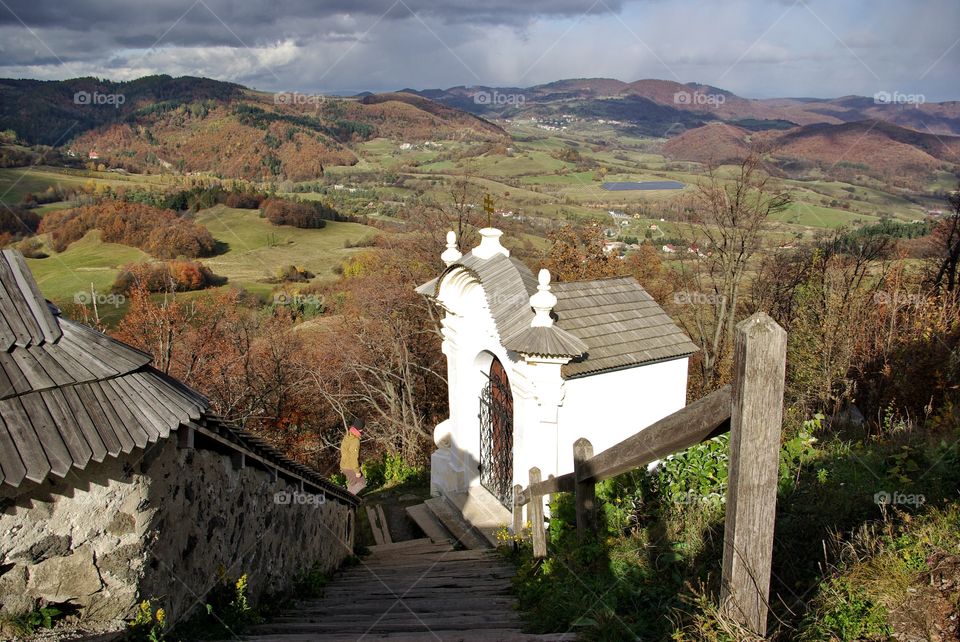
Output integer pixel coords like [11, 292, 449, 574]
[0, 438, 355, 628]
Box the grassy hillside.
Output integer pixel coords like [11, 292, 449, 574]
[194, 205, 377, 296]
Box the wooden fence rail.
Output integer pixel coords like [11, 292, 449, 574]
[510, 312, 787, 636]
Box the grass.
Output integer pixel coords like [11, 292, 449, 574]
[27, 230, 149, 303]
[0, 166, 170, 204]
[194, 205, 378, 290]
[775, 202, 881, 228]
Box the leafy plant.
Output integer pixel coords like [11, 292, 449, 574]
[5, 605, 64, 635]
[175, 572, 260, 639]
[127, 600, 166, 642]
[292, 562, 330, 599]
[799, 578, 891, 641]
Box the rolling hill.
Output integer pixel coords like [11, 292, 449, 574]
[0, 76, 508, 180]
[662, 119, 960, 185]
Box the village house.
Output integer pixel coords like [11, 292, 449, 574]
[0, 250, 356, 627]
[416, 228, 697, 521]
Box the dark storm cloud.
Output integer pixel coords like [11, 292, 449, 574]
[0, 0, 956, 100]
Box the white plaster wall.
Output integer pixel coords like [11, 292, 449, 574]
[555, 357, 690, 475]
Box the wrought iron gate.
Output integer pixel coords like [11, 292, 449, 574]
[479, 358, 514, 507]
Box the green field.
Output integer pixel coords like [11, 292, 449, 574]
[195, 205, 378, 295]
[0, 166, 172, 205]
[775, 202, 880, 228]
[26, 204, 378, 310]
[26, 231, 148, 323]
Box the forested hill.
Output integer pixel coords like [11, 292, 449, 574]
[0, 75, 507, 180]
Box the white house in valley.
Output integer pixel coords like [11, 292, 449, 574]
[416, 228, 697, 511]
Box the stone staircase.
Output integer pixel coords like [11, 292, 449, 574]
[243, 538, 575, 641]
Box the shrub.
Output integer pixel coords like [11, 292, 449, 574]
[39, 201, 216, 258]
[112, 260, 227, 294]
[261, 198, 345, 229]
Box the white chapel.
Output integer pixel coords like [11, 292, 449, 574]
[416, 227, 698, 509]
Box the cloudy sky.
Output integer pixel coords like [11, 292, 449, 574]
[0, 0, 957, 100]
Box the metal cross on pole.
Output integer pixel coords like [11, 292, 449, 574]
[483, 193, 494, 228]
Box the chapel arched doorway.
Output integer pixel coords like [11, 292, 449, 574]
[479, 356, 514, 506]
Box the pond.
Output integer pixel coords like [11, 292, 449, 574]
[601, 181, 686, 191]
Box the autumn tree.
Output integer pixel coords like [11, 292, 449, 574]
[675, 153, 790, 392]
[543, 224, 620, 281]
[929, 183, 960, 293]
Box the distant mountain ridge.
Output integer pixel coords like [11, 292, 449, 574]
[402, 77, 960, 137]
[0, 75, 507, 180]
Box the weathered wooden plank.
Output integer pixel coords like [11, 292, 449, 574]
[23, 345, 74, 388]
[8, 347, 56, 392]
[516, 471, 575, 507]
[0, 352, 32, 398]
[529, 467, 547, 559]
[512, 483, 524, 535]
[0, 259, 39, 347]
[132, 371, 197, 423]
[366, 506, 386, 546]
[720, 313, 787, 636]
[54, 332, 119, 379]
[0, 414, 27, 486]
[61, 385, 116, 459]
[41, 344, 97, 384]
[573, 438, 596, 537]
[111, 377, 168, 440]
[85, 383, 136, 453]
[576, 384, 732, 484]
[108, 377, 164, 442]
[16, 392, 73, 479]
[375, 504, 393, 544]
[0, 352, 22, 399]
[39, 388, 92, 471]
[124, 373, 185, 429]
[94, 381, 148, 449]
[0, 397, 50, 484]
[2, 251, 61, 343]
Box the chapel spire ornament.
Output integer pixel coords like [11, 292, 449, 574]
[530, 269, 557, 328]
[441, 230, 462, 266]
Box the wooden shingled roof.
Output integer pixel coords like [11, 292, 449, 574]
[0, 250, 356, 504]
[552, 277, 699, 378]
[417, 244, 697, 378]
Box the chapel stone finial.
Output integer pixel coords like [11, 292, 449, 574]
[472, 227, 510, 260]
[441, 230, 462, 266]
[529, 268, 557, 328]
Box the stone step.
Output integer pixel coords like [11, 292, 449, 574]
[424, 496, 492, 550]
[405, 502, 456, 543]
[245, 629, 578, 641]
[447, 486, 514, 548]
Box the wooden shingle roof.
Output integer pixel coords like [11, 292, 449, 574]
[553, 276, 699, 378]
[417, 247, 697, 378]
[0, 250, 356, 504]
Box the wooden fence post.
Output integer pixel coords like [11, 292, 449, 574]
[512, 484, 524, 542]
[573, 438, 596, 537]
[529, 467, 547, 559]
[720, 312, 787, 636]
